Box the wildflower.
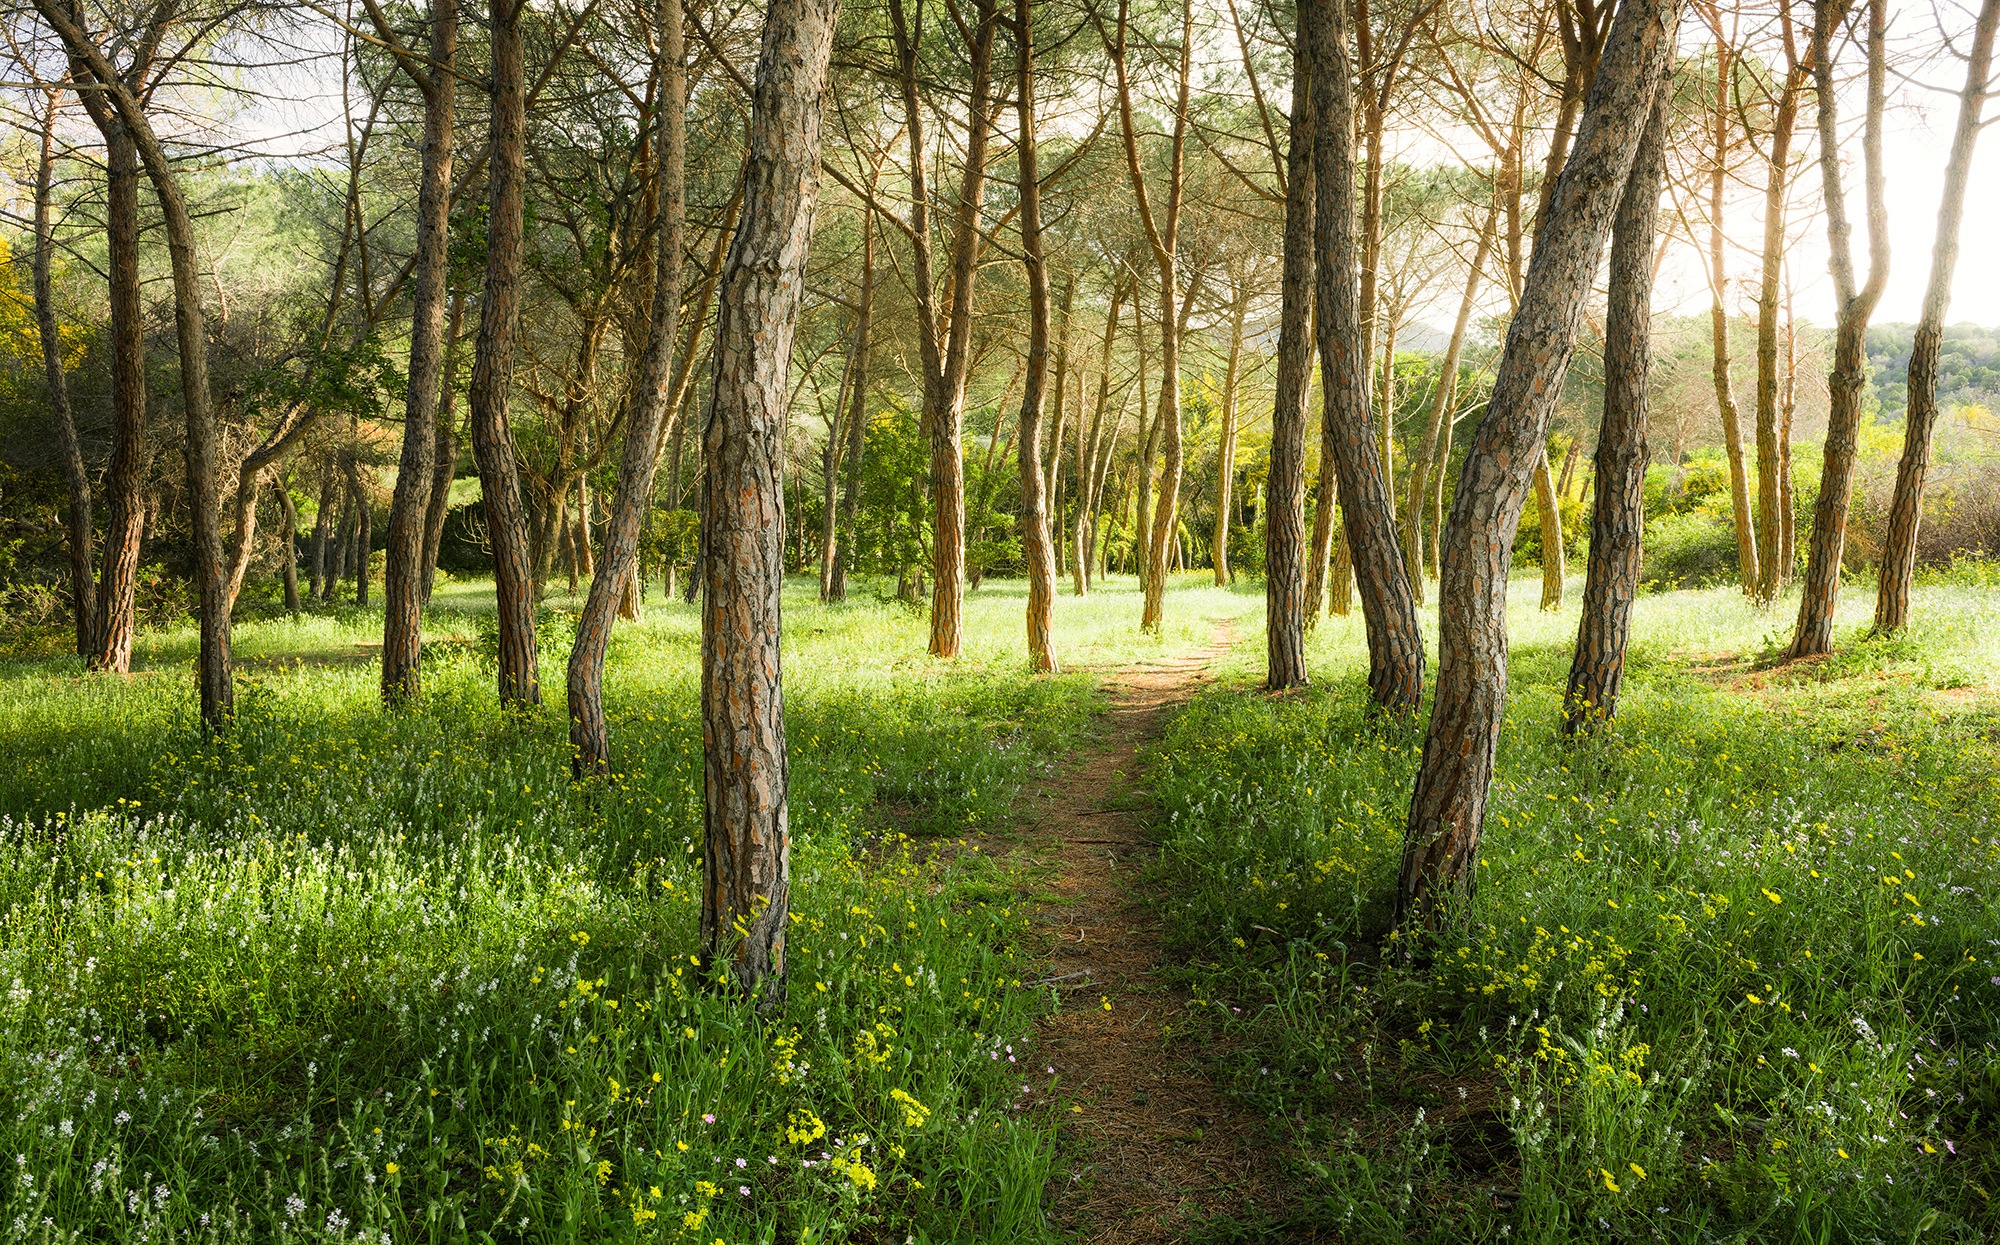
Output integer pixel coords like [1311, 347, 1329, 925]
[1600, 1169, 1621, 1193]
[1628, 1162, 1646, 1180]
[385, 1162, 399, 1175]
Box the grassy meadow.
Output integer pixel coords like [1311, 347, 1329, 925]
[0, 573, 1256, 1244]
[1150, 574, 2000, 1242]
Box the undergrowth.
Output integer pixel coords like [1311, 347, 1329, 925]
[1151, 581, 2000, 1243]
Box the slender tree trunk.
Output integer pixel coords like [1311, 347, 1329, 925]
[569, 0, 685, 775]
[1397, 0, 1676, 922]
[700, 0, 839, 999]
[1212, 295, 1248, 585]
[355, 480, 373, 607]
[1873, 0, 1997, 633]
[1016, 0, 1057, 671]
[1266, 9, 1314, 688]
[1778, 299, 1797, 580]
[381, 0, 458, 701]
[311, 462, 336, 601]
[1404, 206, 1495, 602]
[32, 99, 95, 660]
[87, 112, 147, 673]
[1134, 310, 1154, 596]
[831, 206, 874, 603]
[467, 0, 540, 705]
[422, 292, 468, 603]
[275, 479, 303, 613]
[1706, 39, 1759, 594]
[1790, 0, 1888, 658]
[1534, 449, 1565, 608]
[1307, 0, 1423, 712]
[1566, 87, 1667, 732]
[1753, 30, 1807, 604]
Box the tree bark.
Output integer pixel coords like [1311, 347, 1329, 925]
[468, 0, 541, 705]
[569, 0, 686, 775]
[1266, 9, 1314, 688]
[1397, 0, 1677, 923]
[1753, 18, 1808, 604]
[1016, 0, 1057, 672]
[1212, 293, 1248, 585]
[1873, 0, 1997, 633]
[41, 2, 232, 725]
[1307, 0, 1423, 712]
[81, 93, 146, 674]
[275, 478, 303, 613]
[1534, 449, 1565, 608]
[700, 0, 839, 1000]
[1566, 87, 1668, 732]
[1789, 0, 1888, 658]
[311, 462, 336, 601]
[32, 96, 96, 660]
[830, 204, 873, 603]
[380, 0, 458, 701]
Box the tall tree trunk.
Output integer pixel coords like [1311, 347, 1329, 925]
[422, 292, 468, 604]
[830, 205, 874, 603]
[1777, 298, 1797, 580]
[700, 0, 839, 1000]
[381, 0, 458, 701]
[275, 479, 302, 613]
[570, 0, 686, 775]
[467, 0, 540, 705]
[1873, 0, 1997, 633]
[85, 107, 146, 673]
[1706, 38, 1759, 594]
[1133, 310, 1154, 596]
[1403, 205, 1496, 602]
[1753, 23, 1807, 604]
[1565, 87, 1667, 732]
[354, 478, 373, 607]
[1266, 9, 1314, 689]
[1016, 0, 1057, 672]
[311, 462, 336, 602]
[32, 97, 95, 660]
[1397, 0, 1676, 923]
[1790, 0, 1888, 658]
[43, 6, 233, 725]
[1212, 294, 1248, 585]
[1307, 0, 1424, 713]
[1109, 0, 1192, 632]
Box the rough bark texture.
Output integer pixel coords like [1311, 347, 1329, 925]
[1533, 449, 1565, 609]
[1266, 12, 1314, 688]
[1789, 0, 1888, 659]
[1397, 0, 1676, 924]
[380, 0, 458, 702]
[1212, 296, 1247, 585]
[699, 0, 839, 1000]
[569, 0, 685, 776]
[421, 293, 467, 604]
[1872, 0, 1996, 634]
[1565, 88, 1667, 733]
[275, 479, 302, 613]
[468, 0, 541, 705]
[85, 102, 146, 674]
[1016, 0, 1057, 672]
[40, 2, 234, 726]
[1306, 0, 1424, 713]
[33, 100, 95, 660]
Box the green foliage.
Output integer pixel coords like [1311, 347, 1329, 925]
[1147, 584, 2000, 1242]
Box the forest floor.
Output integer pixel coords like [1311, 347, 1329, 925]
[1022, 621, 1309, 1244]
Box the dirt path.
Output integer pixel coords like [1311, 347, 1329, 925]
[1021, 623, 1298, 1244]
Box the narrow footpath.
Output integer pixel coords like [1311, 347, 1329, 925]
[1021, 624, 1305, 1244]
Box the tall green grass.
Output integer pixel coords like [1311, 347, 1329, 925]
[1151, 580, 2000, 1242]
[0, 572, 1254, 1243]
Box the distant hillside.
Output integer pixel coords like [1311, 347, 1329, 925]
[1866, 323, 2000, 413]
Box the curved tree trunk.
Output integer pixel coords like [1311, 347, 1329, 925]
[467, 0, 540, 705]
[568, 0, 685, 776]
[1873, 0, 1997, 633]
[1790, 0, 1889, 658]
[381, 0, 458, 702]
[1016, 0, 1057, 672]
[1266, 20, 1314, 689]
[1397, 0, 1676, 923]
[1566, 87, 1668, 732]
[699, 0, 840, 1000]
[85, 108, 147, 674]
[1307, 0, 1423, 712]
